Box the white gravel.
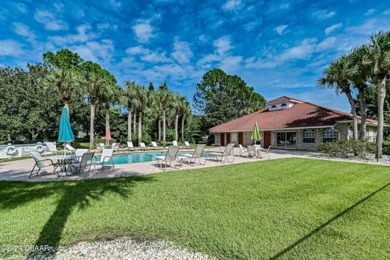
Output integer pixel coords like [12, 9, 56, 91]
[23, 237, 214, 260]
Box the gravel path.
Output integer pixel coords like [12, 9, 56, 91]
[18, 237, 214, 260]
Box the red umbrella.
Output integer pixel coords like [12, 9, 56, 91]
[105, 124, 111, 146]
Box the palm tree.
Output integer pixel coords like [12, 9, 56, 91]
[364, 31, 390, 158]
[172, 93, 182, 142]
[80, 62, 108, 149]
[102, 84, 121, 145]
[318, 55, 358, 140]
[180, 98, 191, 142]
[348, 46, 370, 140]
[135, 86, 148, 145]
[43, 68, 81, 108]
[157, 89, 173, 146]
[122, 81, 140, 142]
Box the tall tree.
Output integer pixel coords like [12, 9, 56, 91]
[102, 84, 121, 145]
[364, 31, 390, 158]
[173, 93, 181, 141]
[348, 46, 370, 140]
[194, 68, 266, 133]
[43, 49, 83, 70]
[122, 81, 140, 142]
[157, 89, 173, 146]
[180, 97, 191, 142]
[319, 55, 358, 140]
[135, 86, 148, 145]
[80, 61, 115, 149]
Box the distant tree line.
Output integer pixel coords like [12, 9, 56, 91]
[0, 50, 266, 148]
[319, 31, 390, 158]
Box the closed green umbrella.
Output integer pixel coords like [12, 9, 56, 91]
[58, 106, 75, 156]
[251, 121, 260, 144]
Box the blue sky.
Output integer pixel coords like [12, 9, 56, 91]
[1, 0, 390, 112]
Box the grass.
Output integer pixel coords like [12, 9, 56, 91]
[0, 158, 389, 259]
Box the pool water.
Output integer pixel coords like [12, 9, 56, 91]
[111, 151, 214, 164]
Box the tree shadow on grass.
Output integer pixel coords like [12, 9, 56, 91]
[270, 182, 390, 259]
[0, 176, 155, 258]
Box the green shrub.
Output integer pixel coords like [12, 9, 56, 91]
[319, 140, 375, 159]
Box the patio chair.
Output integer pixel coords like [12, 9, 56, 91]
[260, 145, 271, 159]
[70, 152, 95, 174]
[151, 141, 161, 150]
[154, 146, 180, 170]
[29, 151, 59, 178]
[207, 143, 236, 163]
[65, 144, 76, 153]
[75, 149, 89, 157]
[184, 141, 191, 149]
[127, 141, 135, 151]
[178, 144, 206, 166]
[241, 145, 256, 158]
[112, 143, 119, 152]
[139, 142, 147, 150]
[94, 149, 115, 169]
[45, 142, 60, 155]
[97, 143, 105, 152]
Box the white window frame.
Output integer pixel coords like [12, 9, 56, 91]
[303, 129, 315, 143]
[322, 128, 339, 142]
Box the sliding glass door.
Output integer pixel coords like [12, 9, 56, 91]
[276, 132, 297, 149]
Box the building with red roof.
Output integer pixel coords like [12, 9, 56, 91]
[209, 96, 378, 150]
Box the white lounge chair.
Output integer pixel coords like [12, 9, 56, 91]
[241, 145, 256, 158]
[179, 144, 206, 166]
[29, 152, 59, 178]
[259, 145, 271, 159]
[65, 144, 76, 153]
[127, 141, 135, 151]
[111, 143, 119, 152]
[154, 146, 180, 170]
[184, 141, 191, 149]
[207, 143, 236, 163]
[94, 149, 115, 169]
[45, 142, 60, 155]
[139, 142, 147, 150]
[70, 152, 96, 174]
[151, 141, 161, 150]
[172, 140, 179, 146]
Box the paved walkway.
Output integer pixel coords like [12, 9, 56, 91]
[0, 148, 385, 182]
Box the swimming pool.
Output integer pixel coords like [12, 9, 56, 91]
[111, 151, 214, 164]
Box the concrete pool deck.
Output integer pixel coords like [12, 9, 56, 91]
[0, 148, 384, 182]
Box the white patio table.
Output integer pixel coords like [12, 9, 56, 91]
[254, 145, 262, 158]
[47, 154, 81, 176]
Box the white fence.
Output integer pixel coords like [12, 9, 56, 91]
[0, 143, 51, 159]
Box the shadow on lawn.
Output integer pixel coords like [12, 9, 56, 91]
[270, 182, 390, 259]
[0, 176, 154, 258]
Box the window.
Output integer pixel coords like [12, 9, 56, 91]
[271, 105, 276, 108]
[303, 129, 315, 143]
[281, 103, 287, 107]
[323, 128, 338, 142]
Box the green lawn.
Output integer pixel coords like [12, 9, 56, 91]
[1, 158, 389, 259]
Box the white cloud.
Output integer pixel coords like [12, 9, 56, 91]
[15, 3, 27, 13]
[70, 40, 114, 63]
[97, 23, 118, 31]
[49, 24, 96, 45]
[0, 40, 24, 56]
[275, 25, 288, 35]
[364, 9, 375, 16]
[109, 0, 121, 8]
[12, 22, 36, 43]
[172, 39, 193, 64]
[313, 10, 336, 20]
[222, 0, 241, 11]
[324, 23, 342, 34]
[125, 46, 171, 63]
[243, 20, 262, 31]
[132, 19, 155, 43]
[316, 37, 337, 51]
[213, 36, 233, 55]
[383, 9, 390, 15]
[345, 19, 376, 35]
[34, 10, 68, 31]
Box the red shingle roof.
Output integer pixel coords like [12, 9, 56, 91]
[209, 97, 378, 132]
